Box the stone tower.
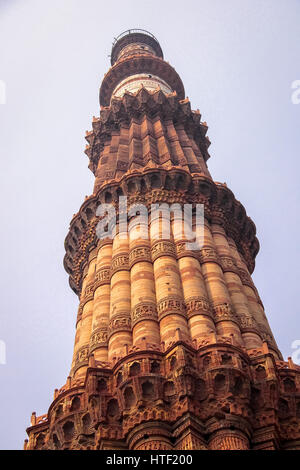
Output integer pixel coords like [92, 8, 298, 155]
[25, 29, 300, 451]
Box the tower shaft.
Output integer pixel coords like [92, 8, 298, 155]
[25, 30, 300, 451]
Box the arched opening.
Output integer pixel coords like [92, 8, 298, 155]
[142, 381, 154, 399]
[55, 404, 63, 419]
[129, 362, 140, 377]
[85, 207, 93, 221]
[107, 399, 120, 419]
[255, 365, 267, 381]
[97, 378, 107, 393]
[283, 378, 296, 393]
[128, 181, 135, 194]
[70, 396, 80, 412]
[278, 398, 289, 419]
[150, 361, 160, 374]
[52, 433, 61, 450]
[221, 354, 232, 365]
[150, 174, 160, 189]
[63, 421, 75, 441]
[214, 374, 226, 394]
[116, 371, 123, 386]
[169, 355, 177, 371]
[203, 355, 211, 367]
[105, 192, 112, 203]
[296, 402, 300, 419]
[82, 413, 91, 431]
[140, 179, 147, 193]
[250, 387, 261, 410]
[116, 187, 123, 198]
[35, 433, 45, 450]
[165, 175, 173, 190]
[232, 376, 243, 396]
[124, 387, 136, 408]
[176, 175, 185, 191]
[195, 378, 206, 401]
[163, 381, 176, 402]
[74, 226, 81, 237]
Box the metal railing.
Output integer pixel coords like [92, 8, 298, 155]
[112, 29, 159, 47]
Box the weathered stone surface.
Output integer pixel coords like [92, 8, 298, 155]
[25, 30, 300, 451]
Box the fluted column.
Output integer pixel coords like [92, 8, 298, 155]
[89, 239, 112, 362]
[228, 237, 280, 357]
[209, 430, 250, 450]
[108, 228, 132, 361]
[151, 211, 190, 348]
[176, 124, 202, 170]
[200, 219, 244, 345]
[128, 422, 173, 450]
[172, 216, 216, 343]
[129, 220, 161, 348]
[72, 250, 97, 377]
[211, 223, 263, 349]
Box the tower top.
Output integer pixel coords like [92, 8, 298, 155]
[100, 29, 184, 106]
[110, 29, 163, 65]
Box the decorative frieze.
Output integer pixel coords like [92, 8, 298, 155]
[157, 296, 186, 321]
[151, 240, 176, 262]
[110, 254, 129, 275]
[238, 315, 260, 332]
[94, 268, 110, 289]
[108, 314, 131, 338]
[220, 255, 238, 273]
[199, 246, 221, 265]
[73, 345, 89, 374]
[76, 304, 84, 324]
[213, 303, 239, 324]
[175, 240, 200, 260]
[64, 174, 260, 296]
[90, 328, 108, 352]
[185, 297, 212, 320]
[131, 302, 158, 327]
[83, 282, 95, 302]
[238, 268, 254, 288]
[129, 246, 151, 268]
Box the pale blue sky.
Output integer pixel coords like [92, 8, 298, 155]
[0, 0, 299, 449]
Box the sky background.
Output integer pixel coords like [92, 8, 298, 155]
[0, 0, 299, 450]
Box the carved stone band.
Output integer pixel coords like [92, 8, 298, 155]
[151, 240, 176, 262]
[129, 246, 151, 268]
[89, 327, 109, 352]
[94, 267, 111, 289]
[175, 240, 200, 260]
[185, 296, 213, 320]
[157, 296, 186, 321]
[73, 345, 89, 374]
[238, 268, 254, 289]
[131, 302, 158, 327]
[111, 254, 129, 275]
[108, 313, 131, 338]
[212, 303, 239, 324]
[83, 282, 95, 302]
[199, 246, 221, 265]
[220, 256, 238, 274]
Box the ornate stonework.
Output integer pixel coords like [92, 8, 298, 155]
[25, 29, 300, 451]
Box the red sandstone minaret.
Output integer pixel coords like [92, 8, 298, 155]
[25, 29, 300, 451]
